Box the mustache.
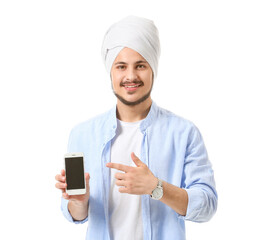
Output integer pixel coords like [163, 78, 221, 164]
[120, 80, 144, 87]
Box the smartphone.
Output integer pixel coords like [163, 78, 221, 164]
[64, 152, 86, 195]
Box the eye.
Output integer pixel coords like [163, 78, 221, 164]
[136, 65, 146, 69]
[116, 65, 126, 70]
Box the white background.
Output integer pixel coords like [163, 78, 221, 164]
[0, 0, 252, 239]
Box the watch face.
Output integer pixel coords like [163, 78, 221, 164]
[153, 188, 163, 199]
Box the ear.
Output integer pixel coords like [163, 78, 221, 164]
[131, 152, 145, 167]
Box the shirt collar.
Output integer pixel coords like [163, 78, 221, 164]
[140, 101, 158, 133]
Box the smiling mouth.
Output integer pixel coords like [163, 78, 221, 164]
[123, 84, 142, 92]
[124, 84, 141, 88]
[121, 82, 143, 90]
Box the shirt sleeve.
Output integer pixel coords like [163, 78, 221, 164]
[61, 197, 88, 224]
[179, 125, 218, 222]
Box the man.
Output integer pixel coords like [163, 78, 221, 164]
[55, 15, 217, 240]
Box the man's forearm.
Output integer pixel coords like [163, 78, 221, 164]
[160, 181, 188, 216]
[68, 200, 89, 221]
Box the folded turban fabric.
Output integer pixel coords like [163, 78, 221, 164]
[101, 15, 161, 79]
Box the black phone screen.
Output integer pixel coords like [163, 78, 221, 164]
[65, 157, 85, 190]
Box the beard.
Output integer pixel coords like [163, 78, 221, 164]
[112, 79, 153, 106]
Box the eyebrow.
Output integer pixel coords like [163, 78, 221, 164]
[114, 60, 148, 65]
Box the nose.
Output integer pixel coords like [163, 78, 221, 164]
[125, 67, 137, 81]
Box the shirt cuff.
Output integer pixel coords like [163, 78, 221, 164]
[178, 188, 203, 221]
[61, 197, 88, 224]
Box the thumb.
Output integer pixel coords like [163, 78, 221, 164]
[131, 152, 145, 167]
[85, 173, 90, 191]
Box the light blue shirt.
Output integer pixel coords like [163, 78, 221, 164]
[61, 102, 217, 240]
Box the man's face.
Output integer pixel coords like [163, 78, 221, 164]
[110, 47, 153, 106]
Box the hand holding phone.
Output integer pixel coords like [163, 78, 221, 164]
[55, 152, 90, 201]
[55, 170, 90, 200]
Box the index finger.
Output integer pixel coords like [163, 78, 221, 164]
[106, 162, 131, 172]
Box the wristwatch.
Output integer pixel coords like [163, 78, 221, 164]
[150, 178, 163, 200]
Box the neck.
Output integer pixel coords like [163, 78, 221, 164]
[116, 98, 152, 122]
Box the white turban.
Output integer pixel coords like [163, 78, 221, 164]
[101, 15, 161, 79]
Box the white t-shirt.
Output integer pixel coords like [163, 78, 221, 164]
[109, 119, 144, 240]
